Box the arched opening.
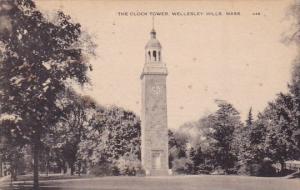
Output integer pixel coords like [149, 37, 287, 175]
[153, 51, 157, 61]
[148, 51, 151, 62]
[158, 51, 161, 61]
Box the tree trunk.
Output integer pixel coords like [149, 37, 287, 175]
[0, 156, 2, 177]
[65, 162, 71, 175]
[70, 164, 75, 175]
[78, 161, 81, 176]
[61, 160, 66, 174]
[33, 134, 40, 190]
[46, 160, 49, 177]
[10, 164, 17, 181]
[280, 161, 286, 172]
[45, 150, 49, 176]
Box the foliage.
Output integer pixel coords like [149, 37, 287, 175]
[0, 0, 94, 188]
[115, 154, 142, 176]
[0, 119, 28, 179]
[169, 101, 243, 175]
[168, 129, 189, 169]
[78, 106, 141, 174]
[89, 161, 113, 176]
[171, 157, 193, 174]
[204, 100, 242, 173]
[45, 89, 97, 175]
[236, 111, 267, 175]
[263, 93, 298, 170]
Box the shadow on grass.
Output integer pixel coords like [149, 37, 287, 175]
[285, 171, 300, 179]
[1, 175, 92, 190]
[15, 174, 90, 182]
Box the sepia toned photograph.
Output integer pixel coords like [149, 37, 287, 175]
[0, 0, 300, 189]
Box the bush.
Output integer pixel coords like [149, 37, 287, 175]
[115, 155, 142, 176]
[239, 161, 277, 177]
[112, 165, 120, 176]
[135, 166, 146, 177]
[210, 166, 225, 175]
[259, 161, 276, 177]
[89, 162, 113, 176]
[196, 169, 210, 175]
[249, 163, 262, 176]
[237, 164, 252, 176]
[172, 158, 193, 174]
[226, 167, 238, 175]
[195, 164, 212, 174]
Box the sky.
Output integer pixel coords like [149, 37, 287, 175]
[36, 0, 298, 129]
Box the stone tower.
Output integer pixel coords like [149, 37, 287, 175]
[140, 28, 169, 176]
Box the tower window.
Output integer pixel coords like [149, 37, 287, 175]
[153, 51, 157, 61]
[148, 51, 151, 61]
[158, 51, 161, 61]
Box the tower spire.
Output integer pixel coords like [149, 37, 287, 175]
[152, 15, 155, 30]
[150, 16, 156, 39]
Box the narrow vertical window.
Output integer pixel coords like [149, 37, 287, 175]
[148, 51, 151, 62]
[153, 51, 157, 61]
[158, 51, 161, 61]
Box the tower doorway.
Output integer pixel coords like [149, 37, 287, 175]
[152, 151, 161, 169]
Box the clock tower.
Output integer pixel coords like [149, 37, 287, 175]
[140, 28, 169, 176]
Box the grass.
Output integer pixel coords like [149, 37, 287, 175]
[1, 175, 299, 190]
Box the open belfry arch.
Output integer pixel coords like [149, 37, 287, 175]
[140, 24, 169, 176]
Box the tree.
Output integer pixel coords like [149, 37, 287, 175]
[78, 106, 141, 175]
[246, 107, 253, 127]
[288, 56, 300, 160]
[173, 157, 194, 174]
[205, 100, 243, 173]
[47, 89, 96, 175]
[0, 119, 27, 180]
[168, 130, 176, 168]
[237, 112, 267, 175]
[263, 93, 298, 171]
[193, 146, 205, 173]
[0, 0, 94, 188]
[187, 147, 196, 174]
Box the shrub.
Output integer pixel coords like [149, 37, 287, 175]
[115, 155, 142, 176]
[240, 161, 277, 177]
[172, 158, 193, 174]
[135, 166, 146, 176]
[237, 164, 252, 176]
[226, 167, 238, 175]
[210, 166, 225, 175]
[249, 163, 262, 176]
[89, 162, 113, 176]
[112, 165, 120, 176]
[259, 160, 276, 177]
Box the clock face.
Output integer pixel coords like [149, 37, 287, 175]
[151, 85, 161, 95]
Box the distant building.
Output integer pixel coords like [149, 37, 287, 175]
[285, 160, 300, 172]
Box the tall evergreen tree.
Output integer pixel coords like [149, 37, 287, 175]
[246, 107, 253, 127]
[188, 147, 196, 174]
[206, 100, 243, 173]
[193, 146, 205, 172]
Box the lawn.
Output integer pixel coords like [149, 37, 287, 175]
[1, 175, 299, 190]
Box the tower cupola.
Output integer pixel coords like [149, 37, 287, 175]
[145, 28, 162, 63]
